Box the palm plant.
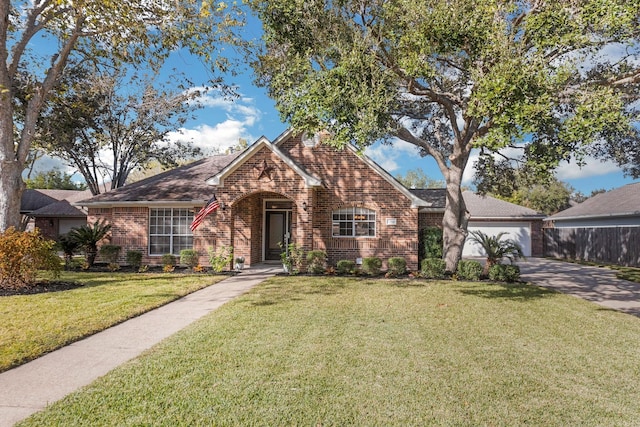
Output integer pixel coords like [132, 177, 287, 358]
[467, 230, 524, 276]
[57, 233, 81, 269]
[68, 219, 112, 267]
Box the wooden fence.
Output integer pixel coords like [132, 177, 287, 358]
[543, 227, 640, 267]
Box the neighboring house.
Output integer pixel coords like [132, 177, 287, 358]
[77, 130, 543, 269]
[21, 189, 92, 239]
[545, 182, 640, 266]
[410, 189, 544, 257]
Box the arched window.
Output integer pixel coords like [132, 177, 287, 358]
[332, 207, 376, 237]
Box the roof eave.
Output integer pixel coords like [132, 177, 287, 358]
[546, 211, 640, 221]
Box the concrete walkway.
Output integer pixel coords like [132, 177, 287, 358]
[0, 264, 281, 427]
[518, 258, 640, 317]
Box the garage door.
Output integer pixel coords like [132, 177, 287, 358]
[463, 221, 532, 257]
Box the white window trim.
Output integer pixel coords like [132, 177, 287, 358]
[148, 207, 194, 256]
[331, 207, 377, 238]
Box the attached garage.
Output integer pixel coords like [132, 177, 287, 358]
[414, 190, 545, 258]
[464, 220, 533, 257]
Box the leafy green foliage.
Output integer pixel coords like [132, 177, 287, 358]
[180, 249, 200, 269]
[25, 169, 87, 190]
[208, 246, 234, 273]
[57, 234, 81, 269]
[306, 250, 327, 275]
[99, 245, 122, 264]
[456, 260, 484, 281]
[421, 258, 447, 279]
[362, 257, 383, 276]
[125, 250, 143, 270]
[336, 260, 356, 275]
[68, 220, 112, 268]
[249, 0, 640, 271]
[387, 257, 407, 277]
[420, 227, 443, 261]
[279, 242, 304, 275]
[488, 264, 521, 283]
[468, 231, 524, 275]
[0, 228, 61, 289]
[395, 169, 444, 189]
[161, 254, 177, 268]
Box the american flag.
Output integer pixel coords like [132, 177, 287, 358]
[190, 195, 220, 232]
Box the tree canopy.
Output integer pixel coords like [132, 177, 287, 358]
[24, 168, 87, 191]
[395, 168, 444, 189]
[0, 0, 245, 229]
[249, 0, 640, 270]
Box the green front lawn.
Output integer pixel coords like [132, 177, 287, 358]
[0, 272, 226, 372]
[19, 276, 640, 426]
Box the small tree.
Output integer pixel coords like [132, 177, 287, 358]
[0, 228, 61, 289]
[68, 220, 112, 267]
[468, 231, 524, 276]
[57, 233, 81, 270]
[208, 246, 234, 273]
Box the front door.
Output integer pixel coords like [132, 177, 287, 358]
[265, 208, 292, 260]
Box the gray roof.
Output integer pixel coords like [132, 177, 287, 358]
[21, 189, 92, 214]
[548, 182, 640, 220]
[78, 153, 241, 205]
[30, 200, 86, 218]
[411, 189, 543, 218]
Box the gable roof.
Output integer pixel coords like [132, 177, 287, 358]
[21, 189, 92, 215]
[30, 200, 87, 218]
[547, 182, 640, 221]
[77, 153, 241, 207]
[272, 129, 431, 208]
[205, 135, 323, 188]
[410, 189, 543, 218]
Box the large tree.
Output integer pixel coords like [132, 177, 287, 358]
[36, 66, 203, 195]
[0, 0, 243, 230]
[249, 0, 640, 271]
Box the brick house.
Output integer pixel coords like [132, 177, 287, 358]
[77, 130, 543, 270]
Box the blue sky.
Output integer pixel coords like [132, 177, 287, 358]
[33, 12, 638, 196]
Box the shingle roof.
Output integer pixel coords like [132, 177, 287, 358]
[410, 189, 543, 218]
[30, 200, 86, 217]
[21, 189, 92, 213]
[78, 153, 241, 205]
[548, 182, 640, 220]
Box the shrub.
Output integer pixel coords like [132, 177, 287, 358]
[387, 257, 407, 277]
[421, 258, 446, 279]
[99, 244, 122, 264]
[362, 257, 382, 276]
[336, 260, 356, 275]
[419, 227, 443, 261]
[468, 230, 524, 275]
[208, 245, 234, 272]
[180, 249, 200, 269]
[68, 219, 111, 267]
[456, 260, 484, 281]
[161, 254, 177, 268]
[57, 233, 81, 269]
[125, 250, 143, 270]
[0, 227, 61, 289]
[488, 264, 521, 283]
[306, 250, 327, 275]
[279, 242, 304, 275]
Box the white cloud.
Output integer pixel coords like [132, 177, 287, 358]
[364, 139, 421, 172]
[556, 157, 622, 180]
[169, 89, 261, 154]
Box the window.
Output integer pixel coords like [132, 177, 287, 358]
[149, 208, 194, 255]
[332, 207, 376, 237]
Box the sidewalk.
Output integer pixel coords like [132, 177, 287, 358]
[0, 265, 280, 427]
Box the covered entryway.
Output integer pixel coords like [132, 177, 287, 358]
[264, 200, 293, 260]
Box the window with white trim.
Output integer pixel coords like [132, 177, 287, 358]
[149, 208, 194, 255]
[332, 207, 376, 237]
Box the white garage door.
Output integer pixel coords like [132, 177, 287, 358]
[463, 221, 532, 257]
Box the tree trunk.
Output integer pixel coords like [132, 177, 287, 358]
[0, 159, 25, 231]
[442, 162, 469, 273]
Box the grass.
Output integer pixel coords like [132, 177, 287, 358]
[0, 272, 226, 372]
[19, 276, 640, 426]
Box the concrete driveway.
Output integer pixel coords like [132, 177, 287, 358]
[517, 258, 640, 317]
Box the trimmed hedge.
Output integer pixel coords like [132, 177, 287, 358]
[337, 260, 356, 275]
[387, 257, 407, 277]
[456, 260, 483, 281]
[488, 264, 521, 283]
[421, 258, 446, 279]
[362, 257, 382, 276]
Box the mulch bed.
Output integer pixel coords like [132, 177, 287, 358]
[0, 281, 85, 296]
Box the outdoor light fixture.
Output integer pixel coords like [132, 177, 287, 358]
[302, 201, 308, 211]
[220, 201, 226, 211]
